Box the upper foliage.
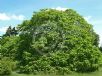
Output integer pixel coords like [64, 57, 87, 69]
[18, 9, 98, 54]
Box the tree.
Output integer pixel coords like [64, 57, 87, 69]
[0, 9, 101, 74]
[16, 9, 101, 73]
[2, 26, 18, 37]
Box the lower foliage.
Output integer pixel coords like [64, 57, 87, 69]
[18, 46, 101, 74]
[68, 45, 100, 72]
[0, 57, 17, 75]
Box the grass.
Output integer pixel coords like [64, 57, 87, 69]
[10, 68, 102, 76]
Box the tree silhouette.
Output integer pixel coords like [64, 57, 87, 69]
[2, 26, 18, 37]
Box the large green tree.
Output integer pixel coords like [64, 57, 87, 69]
[0, 9, 101, 74]
[16, 9, 100, 73]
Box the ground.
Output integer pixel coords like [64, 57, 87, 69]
[10, 68, 102, 76]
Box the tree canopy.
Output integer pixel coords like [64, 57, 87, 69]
[0, 9, 101, 75]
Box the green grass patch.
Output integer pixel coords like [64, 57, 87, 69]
[10, 68, 102, 76]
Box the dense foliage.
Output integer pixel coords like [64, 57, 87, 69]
[0, 57, 17, 75]
[100, 46, 102, 52]
[0, 9, 101, 75]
